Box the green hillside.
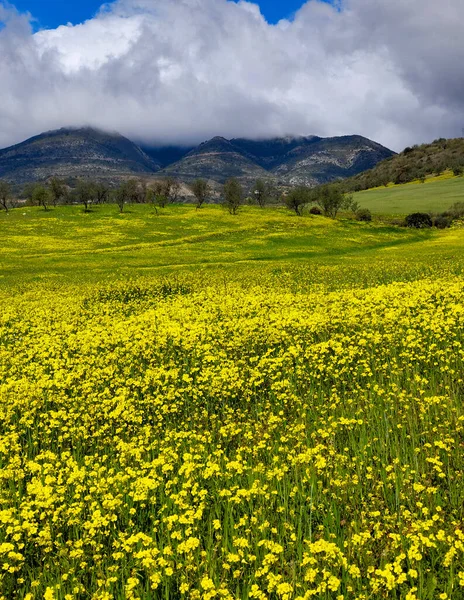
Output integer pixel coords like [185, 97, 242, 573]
[343, 137, 464, 192]
[353, 174, 464, 214]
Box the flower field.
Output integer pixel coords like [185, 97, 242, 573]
[0, 206, 463, 599]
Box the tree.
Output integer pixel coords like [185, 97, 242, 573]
[252, 179, 270, 208]
[190, 179, 210, 209]
[75, 180, 95, 212]
[0, 180, 11, 212]
[114, 182, 130, 213]
[49, 177, 67, 206]
[152, 180, 168, 208]
[284, 186, 312, 216]
[405, 213, 433, 228]
[314, 185, 351, 219]
[94, 182, 110, 204]
[166, 177, 181, 203]
[32, 185, 52, 211]
[223, 178, 243, 215]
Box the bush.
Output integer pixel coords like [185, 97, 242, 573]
[452, 165, 463, 177]
[405, 213, 433, 229]
[356, 208, 372, 222]
[309, 206, 322, 215]
[433, 215, 453, 229]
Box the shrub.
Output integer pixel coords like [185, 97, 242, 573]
[356, 208, 372, 222]
[405, 213, 433, 229]
[433, 215, 453, 229]
[452, 165, 463, 177]
[309, 206, 322, 215]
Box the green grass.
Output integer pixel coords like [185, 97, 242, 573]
[2, 203, 463, 290]
[353, 175, 464, 215]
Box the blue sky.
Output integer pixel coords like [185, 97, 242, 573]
[11, 0, 308, 29]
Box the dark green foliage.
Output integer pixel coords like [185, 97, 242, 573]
[405, 213, 433, 229]
[223, 178, 243, 215]
[309, 206, 322, 215]
[433, 215, 453, 229]
[284, 186, 312, 216]
[313, 185, 351, 219]
[356, 208, 372, 222]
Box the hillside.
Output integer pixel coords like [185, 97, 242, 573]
[0, 127, 160, 183]
[352, 173, 464, 215]
[343, 137, 464, 192]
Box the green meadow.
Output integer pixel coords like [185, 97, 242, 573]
[353, 175, 464, 215]
[1, 203, 463, 289]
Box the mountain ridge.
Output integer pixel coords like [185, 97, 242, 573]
[0, 127, 395, 186]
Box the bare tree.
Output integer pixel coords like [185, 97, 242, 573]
[114, 181, 130, 213]
[0, 180, 11, 212]
[94, 181, 110, 204]
[190, 178, 210, 209]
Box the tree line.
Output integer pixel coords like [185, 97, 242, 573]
[0, 174, 369, 220]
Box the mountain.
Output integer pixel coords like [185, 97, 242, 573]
[0, 128, 394, 186]
[0, 127, 160, 183]
[161, 137, 270, 183]
[340, 137, 464, 192]
[158, 134, 394, 186]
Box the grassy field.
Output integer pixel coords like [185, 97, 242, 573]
[1, 204, 464, 600]
[353, 175, 464, 215]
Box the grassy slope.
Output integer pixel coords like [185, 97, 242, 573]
[1, 203, 463, 288]
[353, 174, 464, 214]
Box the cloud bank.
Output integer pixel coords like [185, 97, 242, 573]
[0, 0, 463, 151]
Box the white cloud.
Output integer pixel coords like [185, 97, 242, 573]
[0, 0, 463, 151]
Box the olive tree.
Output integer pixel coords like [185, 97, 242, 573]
[190, 178, 210, 209]
[75, 180, 96, 212]
[223, 178, 243, 215]
[284, 186, 312, 216]
[49, 177, 67, 206]
[32, 185, 52, 211]
[314, 185, 352, 219]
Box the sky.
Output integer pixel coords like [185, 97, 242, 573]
[9, 0, 309, 28]
[1, 0, 463, 151]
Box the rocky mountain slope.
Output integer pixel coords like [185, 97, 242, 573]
[0, 128, 160, 184]
[0, 128, 394, 186]
[148, 134, 394, 185]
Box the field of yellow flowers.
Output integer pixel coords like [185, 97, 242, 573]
[0, 206, 463, 600]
